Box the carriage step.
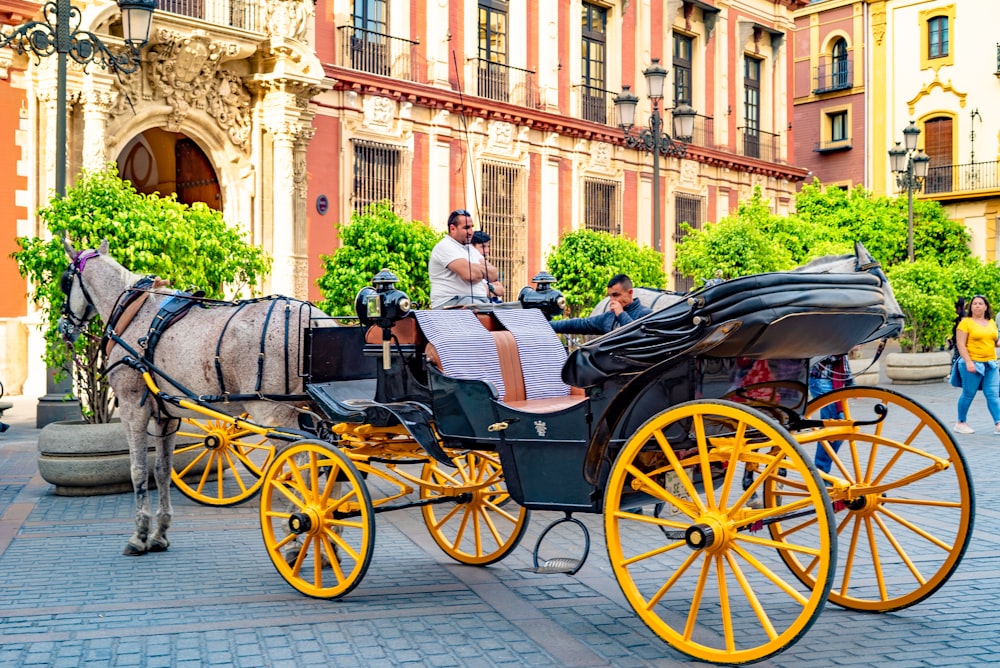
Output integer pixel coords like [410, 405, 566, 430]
[520, 557, 584, 575]
[521, 514, 591, 576]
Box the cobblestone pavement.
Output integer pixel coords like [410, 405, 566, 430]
[1, 374, 998, 668]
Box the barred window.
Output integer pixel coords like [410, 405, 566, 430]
[352, 139, 404, 214]
[480, 161, 526, 291]
[582, 178, 621, 234]
[673, 194, 703, 292]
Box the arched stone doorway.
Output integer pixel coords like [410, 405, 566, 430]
[117, 131, 222, 211]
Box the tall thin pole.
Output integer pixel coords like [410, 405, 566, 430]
[54, 0, 69, 197]
[651, 98, 662, 252]
[907, 163, 915, 262]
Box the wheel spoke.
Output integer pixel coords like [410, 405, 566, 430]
[787, 387, 974, 612]
[606, 400, 834, 664]
[260, 440, 374, 600]
[420, 452, 528, 566]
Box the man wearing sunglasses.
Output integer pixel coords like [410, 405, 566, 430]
[429, 209, 500, 308]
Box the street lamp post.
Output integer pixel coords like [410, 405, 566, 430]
[0, 0, 155, 425]
[0, 0, 155, 196]
[614, 58, 696, 253]
[888, 120, 931, 262]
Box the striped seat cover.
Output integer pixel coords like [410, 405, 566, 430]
[492, 309, 570, 400]
[413, 310, 506, 398]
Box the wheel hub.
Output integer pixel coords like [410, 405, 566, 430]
[204, 432, 226, 450]
[684, 515, 729, 552]
[685, 524, 716, 549]
[288, 510, 316, 535]
[847, 491, 883, 515]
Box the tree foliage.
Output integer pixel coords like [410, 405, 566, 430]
[545, 229, 666, 316]
[674, 187, 808, 281]
[794, 179, 970, 266]
[12, 166, 271, 422]
[316, 201, 441, 315]
[885, 260, 956, 352]
[673, 180, 973, 353]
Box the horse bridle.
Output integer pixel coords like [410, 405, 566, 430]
[59, 249, 101, 339]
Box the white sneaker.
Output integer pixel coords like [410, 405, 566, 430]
[954, 423, 975, 434]
[994, 423, 1000, 435]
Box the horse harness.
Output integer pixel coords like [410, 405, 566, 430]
[59, 249, 102, 332]
[62, 251, 311, 410]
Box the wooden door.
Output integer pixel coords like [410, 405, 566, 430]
[175, 139, 222, 210]
[923, 117, 953, 194]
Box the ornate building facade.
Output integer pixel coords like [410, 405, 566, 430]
[1, 0, 808, 395]
[792, 0, 1000, 260]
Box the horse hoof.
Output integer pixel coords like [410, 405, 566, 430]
[148, 538, 169, 553]
[123, 542, 148, 556]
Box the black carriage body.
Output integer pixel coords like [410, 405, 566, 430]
[303, 246, 899, 515]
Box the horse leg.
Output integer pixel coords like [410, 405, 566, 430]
[147, 426, 175, 552]
[121, 408, 153, 556]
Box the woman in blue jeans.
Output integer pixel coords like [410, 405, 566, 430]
[954, 294, 1000, 434]
[809, 354, 854, 473]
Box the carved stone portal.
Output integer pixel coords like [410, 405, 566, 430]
[132, 31, 253, 152]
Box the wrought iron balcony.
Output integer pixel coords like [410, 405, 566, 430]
[813, 57, 853, 94]
[814, 137, 852, 152]
[472, 58, 538, 108]
[684, 113, 714, 148]
[157, 0, 261, 31]
[736, 127, 782, 163]
[924, 160, 1000, 195]
[577, 84, 615, 124]
[337, 26, 421, 82]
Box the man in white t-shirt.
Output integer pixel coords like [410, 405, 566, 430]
[428, 209, 501, 308]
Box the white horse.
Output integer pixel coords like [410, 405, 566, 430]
[58, 239, 329, 556]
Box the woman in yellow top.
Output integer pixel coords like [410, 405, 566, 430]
[954, 294, 1000, 434]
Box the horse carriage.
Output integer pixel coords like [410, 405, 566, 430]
[59, 241, 973, 665]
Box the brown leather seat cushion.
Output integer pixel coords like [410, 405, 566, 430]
[365, 316, 425, 345]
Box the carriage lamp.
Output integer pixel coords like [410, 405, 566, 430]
[518, 272, 567, 320]
[357, 269, 412, 369]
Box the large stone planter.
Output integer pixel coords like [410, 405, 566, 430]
[37, 420, 204, 496]
[884, 351, 951, 385]
[849, 357, 881, 386]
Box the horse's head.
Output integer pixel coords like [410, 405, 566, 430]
[57, 238, 108, 344]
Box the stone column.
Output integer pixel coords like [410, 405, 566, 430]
[81, 76, 116, 171]
[266, 121, 300, 298]
[292, 129, 314, 298]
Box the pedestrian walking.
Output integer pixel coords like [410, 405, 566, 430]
[953, 294, 1000, 434]
[808, 353, 855, 472]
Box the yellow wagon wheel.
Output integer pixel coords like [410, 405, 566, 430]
[604, 399, 835, 665]
[171, 417, 276, 506]
[259, 439, 374, 599]
[772, 386, 974, 612]
[420, 451, 530, 565]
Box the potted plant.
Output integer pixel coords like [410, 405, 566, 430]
[13, 166, 271, 493]
[883, 260, 956, 384]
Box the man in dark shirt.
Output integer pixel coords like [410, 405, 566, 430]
[551, 274, 652, 335]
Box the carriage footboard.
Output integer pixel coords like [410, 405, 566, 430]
[307, 379, 377, 423]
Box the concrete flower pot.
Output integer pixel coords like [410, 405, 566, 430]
[37, 420, 204, 496]
[884, 351, 951, 385]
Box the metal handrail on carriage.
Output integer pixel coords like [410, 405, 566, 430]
[123, 245, 971, 665]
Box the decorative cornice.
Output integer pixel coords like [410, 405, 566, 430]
[324, 65, 810, 183]
[907, 74, 967, 115]
[0, 0, 41, 24]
